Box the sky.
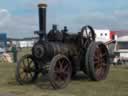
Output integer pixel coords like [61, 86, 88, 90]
[0, 0, 128, 38]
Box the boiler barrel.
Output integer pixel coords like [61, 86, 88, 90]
[32, 42, 78, 61]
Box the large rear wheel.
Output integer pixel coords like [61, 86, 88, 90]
[85, 42, 110, 81]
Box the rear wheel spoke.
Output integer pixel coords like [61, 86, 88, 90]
[102, 53, 107, 57]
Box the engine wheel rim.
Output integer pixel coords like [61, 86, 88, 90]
[94, 45, 108, 80]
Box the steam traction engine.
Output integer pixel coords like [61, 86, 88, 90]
[16, 3, 110, 89]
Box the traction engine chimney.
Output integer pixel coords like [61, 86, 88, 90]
[38, 3, 47, 40]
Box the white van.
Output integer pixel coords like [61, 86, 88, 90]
[114, 36, 128, 64]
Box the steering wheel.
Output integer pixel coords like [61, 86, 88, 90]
[80, 25, 96, 46]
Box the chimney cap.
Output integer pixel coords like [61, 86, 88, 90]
[38, 3, 47, 8]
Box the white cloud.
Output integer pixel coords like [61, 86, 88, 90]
[0, 9, 10, 26]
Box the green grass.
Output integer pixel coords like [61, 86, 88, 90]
[0, 55, 128, 96]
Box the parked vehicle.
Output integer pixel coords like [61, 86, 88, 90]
[113, 36, 128, 65]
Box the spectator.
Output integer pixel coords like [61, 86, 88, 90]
[11, 44, 18, 63]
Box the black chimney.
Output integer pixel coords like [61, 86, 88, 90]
[38, 3, 47, 39]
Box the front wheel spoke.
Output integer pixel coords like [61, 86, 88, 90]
[20, 71, 25, 75]
[63, 64, 69, 71]
[27, 58, 29, 64]
[63, 71, 69, 75]
[56, 72, 65, 81]
[63, 73, 68, 79]
[64, 71, 70, 78]
[20, 72, 25, 79]
[27, 59, 32, 68]
[23, 73, 27, 80]
[60, 73, 66, 80]
[55, 73, 62, 81]
[25, 73, 29, 80]
[20, 63, 25, 69]
[19, 68, 24, 72]
[29, 61, 33, 68]
[61, 60, 65, 66]
[22, 60, 26, 68]
[58, 61, 63, 70]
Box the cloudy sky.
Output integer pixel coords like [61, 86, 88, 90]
[0, 0, 127, 38]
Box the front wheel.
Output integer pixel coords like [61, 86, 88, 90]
[16, 54, 38, 85]
[49, 54, 72, 89]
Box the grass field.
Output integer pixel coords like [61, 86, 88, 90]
[0, 51, 128, 96]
